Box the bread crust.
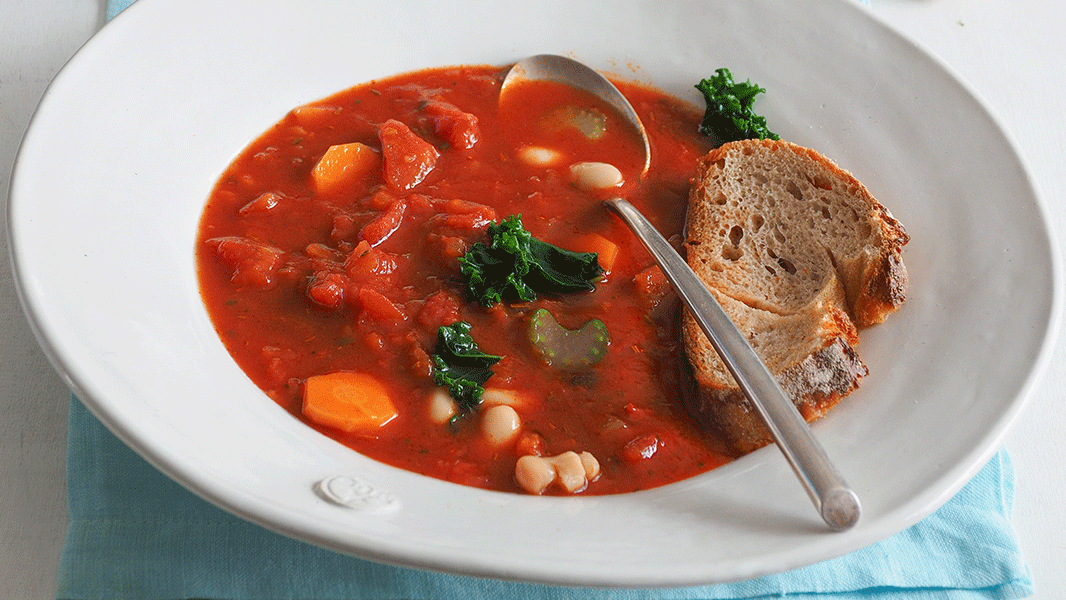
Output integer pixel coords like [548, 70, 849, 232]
[688, 337, 868, 454]
[682, 139, 907, 454]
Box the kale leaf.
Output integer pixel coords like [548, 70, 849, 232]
[695, 68, 780, 146]
[458, 214, 604, 307]
[431, 321, 503, 415]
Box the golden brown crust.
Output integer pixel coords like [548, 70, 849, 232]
[687, 337, 868, 454]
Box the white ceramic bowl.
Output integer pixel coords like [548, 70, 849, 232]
[8, 0, 1060, 586]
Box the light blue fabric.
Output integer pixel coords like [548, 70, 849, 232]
[105, 0, 134, 22]
[58, 396, 1032, 600]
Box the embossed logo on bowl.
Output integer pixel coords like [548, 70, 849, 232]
[314, 476, 401, 514]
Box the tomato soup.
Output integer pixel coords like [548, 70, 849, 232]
[196, 65, 734, 495]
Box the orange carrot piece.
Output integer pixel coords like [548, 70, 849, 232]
[302, 372, 397, 433]
[311, 142, 379, 195]
[571, 233, 620, 273]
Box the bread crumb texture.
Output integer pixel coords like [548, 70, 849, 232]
[682, 139, 908, 454]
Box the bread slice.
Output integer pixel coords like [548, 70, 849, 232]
[682, 139, 908, 454]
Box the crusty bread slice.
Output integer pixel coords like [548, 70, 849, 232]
[682, 138, 908, 454]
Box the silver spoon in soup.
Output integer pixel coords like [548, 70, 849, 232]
[501, 54, 861, 531]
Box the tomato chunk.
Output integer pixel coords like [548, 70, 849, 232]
[306, 271, 348, 309]
[360, 197, 407, 247]
[357, 288, 407, 326]
[239, 191, 282, 216]
[206, 236, 285, 288]
[621, 434, 662, 463]
[421, 100, 480, 150]
[344, 241, 397, 285]
[418, 290, 462, 330]
[634, 265, 671, 307]
[379, 119, 439, 192]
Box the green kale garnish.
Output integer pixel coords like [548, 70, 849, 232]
[458, 214, 604, 307]
[431, 321, 503, 415]
[695, 68, 779, 147]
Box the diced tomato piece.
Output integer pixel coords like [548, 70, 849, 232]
[515, 431, 546, 457]
[379, 119, 439, 192]
[404, 193, 434, 213]
[207, 236, 285, 288]
[363, 189, 400, 210]
[408, 344, 433, 379]
[360, 197, 407, 247]
[418, 290, 462, 329]
[290, 104, 340, 128]
[344, 240, 397, 284]
[634, 265, 671, 307]
[439, 198, 496, 219]
[420, 100, 480, 149]
[238, 191, 282, 216]
[621, 434, 662, 463]
[362, 331, 386, 353]
[330, 213, 359, 243]
[261, 346, 298, 387]
[430, 199, 497, 232]
[357, 288, 407, 325]
[306, 271, 348, 309]
[303, 243, 343, 261]
[436, 235, 468, 259]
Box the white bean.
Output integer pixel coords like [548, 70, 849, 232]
[579, 451, 601, 480]
[481, 404, 521, 447]
[515, 455, 555, 495]
[550, 451, 587, 493]
[517, 145, 561, 167]
[513, 450, 602, 495]
[569, 162, 623, 191]
[427, 388, 457, 425]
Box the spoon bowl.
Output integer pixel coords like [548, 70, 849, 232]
[501, 54, 651, 176]
[504, 54, 861, 530]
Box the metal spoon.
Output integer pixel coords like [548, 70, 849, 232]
[503, 54, 861, 531]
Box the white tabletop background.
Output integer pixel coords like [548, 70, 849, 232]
[2, 1, 1063, 598]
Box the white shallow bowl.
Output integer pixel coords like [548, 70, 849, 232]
[8, 0, 1061, 587]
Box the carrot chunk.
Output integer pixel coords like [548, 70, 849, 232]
[311, 142, 379, 195]
[570, 233, 620, 273]
[302, 372, 398, 432]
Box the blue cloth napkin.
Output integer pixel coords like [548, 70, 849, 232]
[58, 396, 1033, 600]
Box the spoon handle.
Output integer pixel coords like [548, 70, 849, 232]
[605, 198, 861, 531]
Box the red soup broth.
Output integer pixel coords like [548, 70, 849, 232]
[196, 64, 735, 495]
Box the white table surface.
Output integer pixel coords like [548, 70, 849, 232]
[2, 1, 1063, 598]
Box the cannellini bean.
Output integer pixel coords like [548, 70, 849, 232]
[427, 388, 457, 425]
[481, 388, 522, 407]
[551, 451, 587, 493]
[578, 451, 601, 480]
[481, 404, 521, 446]
[569, 162, 623, 191]
[517, 145, 561, 167]
[513, 450, 602, 495]
[515, 455, 556, 495]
